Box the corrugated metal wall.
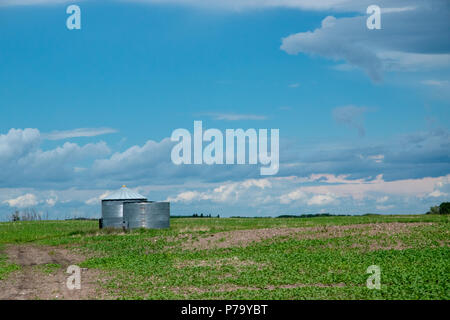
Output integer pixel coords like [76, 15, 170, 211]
[123, 201, 170, 229]
[101, 199, 143, 228]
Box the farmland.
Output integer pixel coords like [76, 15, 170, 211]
[0, 214, 449, 300]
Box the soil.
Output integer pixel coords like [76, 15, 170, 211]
[0, 245, 110, 300]
[181, 222, 432, 250]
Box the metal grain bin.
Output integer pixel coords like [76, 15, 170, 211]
[101, 186, 147, 228]
[123, 201, 170, 229]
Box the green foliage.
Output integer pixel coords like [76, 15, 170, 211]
[36, 263, 61, 275]
[439, 202, 450, 215]
[0, 244, 20, 280]
[0, 214, 448, 299]
[428, 206, 440, 215]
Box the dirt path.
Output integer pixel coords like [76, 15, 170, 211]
[0, 245, 109, 300]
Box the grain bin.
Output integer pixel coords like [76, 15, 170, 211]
[101, 185, 147, 228]
[123, 201, 170, 229]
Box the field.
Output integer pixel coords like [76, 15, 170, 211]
[0, 214, 448, 300]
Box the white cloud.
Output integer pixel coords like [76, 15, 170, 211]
[280, 3, 450, 81]
[307, 193, 336, 206]
[279, 189, 306, 204]
[367, 154, 384, 163]
[0, 124, 448, 218]
[376, 196, 389, 203]
[85, 191, 112, 205]
[0, 128, 111, 188]
[3, 193, 38, 208]
[167, 191, 207, 203]
[46, 197, 57, 207]
[292, 175, 448, 200]
[427, 190, 448, 198]
[0, 128, 40, 162]
[41, 127, 118, 140]
[166, 174, 450, 211]
[167, 178, 272, 204]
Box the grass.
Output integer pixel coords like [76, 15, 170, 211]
[35, 263, 61, 275]
[0, 244, 20, 280]
[0, 214, 448, 299]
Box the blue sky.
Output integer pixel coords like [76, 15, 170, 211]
[0, 0, 449, 219]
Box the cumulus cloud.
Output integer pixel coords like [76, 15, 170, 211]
[281, 127, 450, 182]
[427, 190, 447, 198]
[376, 196, 389, 203]
[280, 1, 450, 81]
[0, 125, 448, 218]
[279, 189, 306, 204]
[3, 125, 448, 190]
[163, 173, 450, 216]
[0, 128, 40, 162]
[0, 128, 111, 188]
[85, 191, 111, 205]
[3, 193, 38, 208]
[1, 171, 449, 219]
[45, 197, 57, 207]
[367, 154, 384, 163]
[167, 178, 272, 204]
[307, 193, 336, 206]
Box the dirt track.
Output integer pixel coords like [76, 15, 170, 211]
[0, 245, 107, 300]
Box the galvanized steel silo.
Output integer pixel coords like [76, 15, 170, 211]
[101, 186, 147, 228]
[123, 201, 170, 229]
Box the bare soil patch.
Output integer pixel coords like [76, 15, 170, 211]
[181, 222, 431, 250]
[0, 245, 110, 300]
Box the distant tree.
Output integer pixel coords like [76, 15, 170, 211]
[11, 210, 20, 222]
[427, 206, 440, 215]
[200, 213, 203, 217]
[439, 202, 450, 215]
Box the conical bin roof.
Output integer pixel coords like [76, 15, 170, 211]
[102, 185, 147, 201]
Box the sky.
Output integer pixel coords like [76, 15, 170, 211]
[0, 0, 449, 219]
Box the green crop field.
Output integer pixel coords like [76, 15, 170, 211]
[0, 214, 448, 300]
